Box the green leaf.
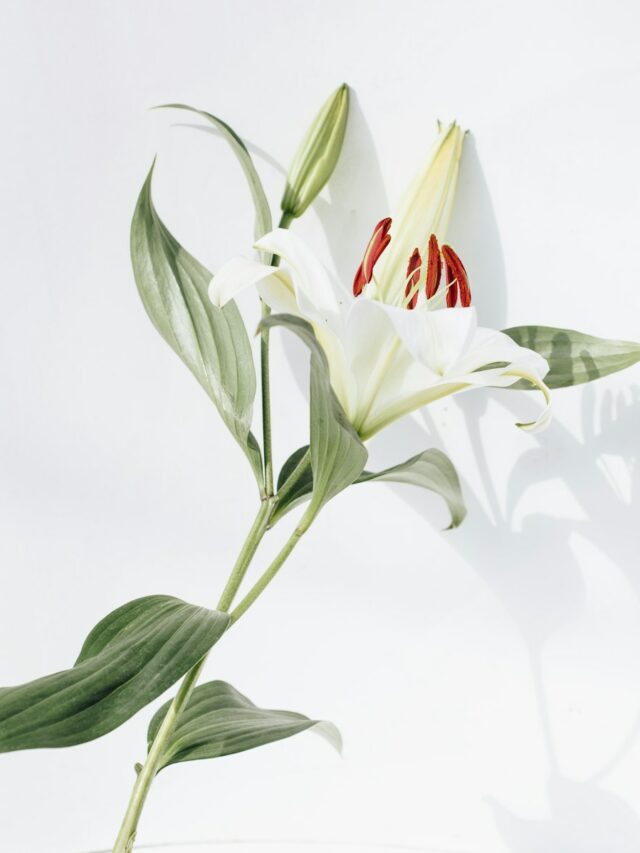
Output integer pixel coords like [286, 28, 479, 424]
[261, 314, 367, 523]
[131, 165, 263, 483]
[156, 103, 272, 257]
[0, 596, 229, 752]
[275, 446, 466, 529]
[273, 444, 314, 521]
[148, 680, 341, 770]
[357, 448, 467, 529]
[503, 325, 640, 389]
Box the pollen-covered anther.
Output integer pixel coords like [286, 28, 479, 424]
[425, 234, 442, 299]
[441, 244, 471, 308]
[404, 248, 422, 309]
[353, 217, 392, 296]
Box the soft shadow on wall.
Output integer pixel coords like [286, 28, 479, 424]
[316, 100, 640, 853]
[174, 95, 640, 853]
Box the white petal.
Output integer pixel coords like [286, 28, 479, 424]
[256, 274, 299, 316]
[353, 304, 552, 437]
[254, 228, 347, 323]
[209, 255, 298, 316]
[341, 298, 412, 431]
[452, 326, 549, 380]
[371, 303, 479, 375]
[210, 257, 276, 306]
[510, 372, 552, 433]
[377, 122, 465, 303]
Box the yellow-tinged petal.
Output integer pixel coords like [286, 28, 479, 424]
[507, 370, 553, 432]
[379, 121, 465, 303]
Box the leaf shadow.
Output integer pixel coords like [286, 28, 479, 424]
[278, 95, 640, 849]
[374, 380, 640, 852]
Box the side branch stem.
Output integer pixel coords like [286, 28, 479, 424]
[229, 508, 314, 624]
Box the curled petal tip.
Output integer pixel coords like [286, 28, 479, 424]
[508, 371, 552, 432]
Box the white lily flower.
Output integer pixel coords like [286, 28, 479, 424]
[209, 123, 551, 439]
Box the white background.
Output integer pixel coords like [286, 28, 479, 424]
[1, 1, 639, 851]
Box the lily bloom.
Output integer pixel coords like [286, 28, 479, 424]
[209, 124, 551, 439]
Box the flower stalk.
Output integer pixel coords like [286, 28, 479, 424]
[112, 499, 273, 852]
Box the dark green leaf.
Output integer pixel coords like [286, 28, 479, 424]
[0, 597, 229, 752]
[131, 165, 262, 483]
[272, 444, 313, 523]
[504, 326, 640, 389]
[148, 680, 341, 770]
[275, 446, 466, 529]
[156, 104, 272, 255]
[261, 315, 367, 523]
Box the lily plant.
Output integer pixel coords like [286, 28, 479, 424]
[1, 84, 639, 853]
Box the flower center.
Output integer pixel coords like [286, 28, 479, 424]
[353, 219, 472, 309]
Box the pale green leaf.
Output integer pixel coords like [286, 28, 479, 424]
[504, 325, 640, 389]
[148, 680, 341, 770]
[157, 103, 272, 253]
[261, 315, 367, 523]
[131, 165, 262, 483]
[357, 448, 466, 529]
[0, 597, 229, 752]
[275, 446, 466, 529]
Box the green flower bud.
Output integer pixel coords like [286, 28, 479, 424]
[281, 83, 349, 221]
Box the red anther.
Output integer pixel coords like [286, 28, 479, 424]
[442, 244, 471, 307]
[353, 217, 392, 296]
[404, 248, 422, 309]
[425, 234, 442, 299]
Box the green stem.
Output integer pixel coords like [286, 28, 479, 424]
[114, 210, 300, 852]
[260, 301, 274, 497]
[229, 508, 314, 625]
[111, 501, 273, 853]
[112, 658, 205, 853]
[260, 209, 294, 497]
[217, 498, 273, 611]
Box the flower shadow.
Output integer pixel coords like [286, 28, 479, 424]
[372, 381, 640, 852]
[486, 770, 640, 852]
[447, 133, 508, 330]
[283, 97, 640, 849]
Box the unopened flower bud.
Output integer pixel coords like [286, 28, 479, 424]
[281, 83, 349, 221]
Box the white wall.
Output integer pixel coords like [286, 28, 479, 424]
[1, 1, 639, 851]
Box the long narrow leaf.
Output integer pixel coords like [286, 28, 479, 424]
[261, 314, 367, 522]
[503, 325, 640, 389]
[0, 597, 229, 752]
[157, 103, 272, 254]
[131, 165, 262, 483]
